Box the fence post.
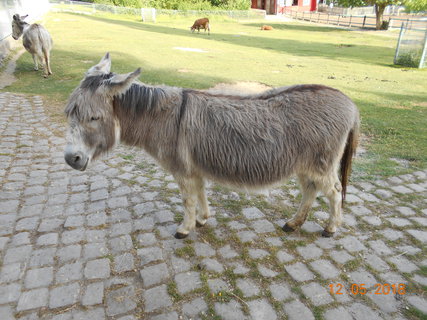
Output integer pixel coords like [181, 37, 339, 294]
[362, 15, 366, 28]
[394, 22, 405, 64]
[337, 15, 340, 26]
[327, 13, 329, 24]
[310, 11, 312, 22]
[349, 15, 352, 28]
[418, 28, 427, 68]
[318, 12, 320, 23]
[151, 8, 156, 23]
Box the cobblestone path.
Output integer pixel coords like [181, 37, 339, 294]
[0, 92, 426, 320]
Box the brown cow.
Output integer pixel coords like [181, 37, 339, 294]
[190, 18, 210, 35]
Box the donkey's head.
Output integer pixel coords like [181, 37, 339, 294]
[64, 53, 141, 171]
[11, 14, 28, 40]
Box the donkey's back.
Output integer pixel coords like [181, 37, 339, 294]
[183, 84, 358, 188]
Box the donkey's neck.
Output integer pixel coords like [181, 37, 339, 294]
[113, 82, 182, 165]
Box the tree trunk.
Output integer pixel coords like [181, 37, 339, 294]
[375, 4, 386, 30]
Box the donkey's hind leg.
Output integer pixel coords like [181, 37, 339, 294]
[283, 174, 318, 232]
[32, 54, 39, 71]
[195, 177, 210, 227]
[319, 173, 342, 237]
[175, 176, 198, 239]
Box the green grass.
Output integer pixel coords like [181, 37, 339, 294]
[2, 11, 427, 177]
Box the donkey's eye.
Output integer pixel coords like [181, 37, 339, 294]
[90, 117, 100, 121]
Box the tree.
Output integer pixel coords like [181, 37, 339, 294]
[336, 0, 401, 30]
[404, 0, 427, 11]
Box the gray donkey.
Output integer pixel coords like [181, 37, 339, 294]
[64, 53, 360, 239]
[11, 14, 53, 77]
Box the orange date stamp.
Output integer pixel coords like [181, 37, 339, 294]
[329, 283, 406, 295]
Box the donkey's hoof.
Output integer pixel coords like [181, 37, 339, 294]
[322, 230, 335, 238]
[174, 232, 189, 239]
[282, 223, 296, 233]
[196, 220, 206, 228]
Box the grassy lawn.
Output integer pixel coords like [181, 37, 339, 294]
[2, 11, 426, 179]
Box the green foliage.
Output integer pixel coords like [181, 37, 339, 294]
[404, 0, 427, 11]
[92, 0, 250, 9]
[395, 51, 422, 67]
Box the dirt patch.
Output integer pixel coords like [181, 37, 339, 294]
[206, 81, 272, 96]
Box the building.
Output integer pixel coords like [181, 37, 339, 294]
[251, 0, 317, 14]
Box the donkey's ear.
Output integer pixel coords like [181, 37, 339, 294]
[13, 14, 20, 21]
[86, 52, 111, 77]
[21, 14, 28, 20]
[106, 68, 141, 96]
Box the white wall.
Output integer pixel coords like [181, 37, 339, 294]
[0, 0, 50, 63]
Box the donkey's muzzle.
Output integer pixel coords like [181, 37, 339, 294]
[64, 151, 89, 171]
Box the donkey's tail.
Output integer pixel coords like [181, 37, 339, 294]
[340, 116, 360, 207]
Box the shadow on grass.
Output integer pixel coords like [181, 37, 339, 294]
[243, 22, 348, 33]
[5, 48, 230, 101]
[76, 13, 394, 66]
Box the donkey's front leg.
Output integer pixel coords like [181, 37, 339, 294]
[195, 176, 210, 227]
[175, 177, 198, 239]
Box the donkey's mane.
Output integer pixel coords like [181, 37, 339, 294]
[114, 83, 167, 116]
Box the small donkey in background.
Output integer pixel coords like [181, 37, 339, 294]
[11, 14, 53, 77]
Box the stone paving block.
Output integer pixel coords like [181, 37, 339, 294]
[301, 282, 333, 306]
[276, 250, 294, 263]
[363, 253, 390, 272]
[362, 216, 382, 226]
[0, 305, 14, 320]
[0, 283, 21, 304]
[283, 300, 315, 320]
[17, 288, 49, 311]
[0, 262, 22, 283]
[84, 259, 111, 279]
[242, 207, 264, 219]
[236, 278, 260, 297]
[143, 284, 172, 312]
[106, 285, 137, 316]
[114, 252, 135, 273]
[207, 278, 230, 294]
[201, 258, 224, 273]
[269, 283, 293, 301]
[407, 229, 427, 243]
[251, 219, 275, 233]
[56, 262, 83, 283]
[368, 240, 393, 256]
[348, 302, 383, 320]
[386, 217, 412, 227]
[247, 299, 277, 320]
[29, 247, 56, 267]
[214, 300, 247, 320]
[73, 308, 105, 320]
[140, 263, 169, 287]
[61, 228, 85, 245]
[339, 235, 367, 252]
[323, 306, 353, 320]
[194, 242, 215, 257]
[82, 282, 104, 306]
[137, 247, 163, 265]
[109, 235, 133, 253]
[368, 291, 399, 313]
[170, 256, 191, 273]
[83, 242, 108, 260]
[38, 218, 63, 232]
[285, 262, 315, 282]
[348, 269, 378, 288]
[219, 245, 239, 259]
[11, 232, 31, 246]
[236, 230, 257, 243]
[407, 296, 427, 314]
[56, 245, 81, 263]
[49, 282, 80, 309]
[381, 228, 404, 241]
[87, 212, 107, 226]
[150, 312, 179, 320]
[110, 222, 132, 237]
[387, 255, 418, 273]
[309, 259, 340, 279]
[297, 244, 323, 260]
[25, 267, 53, 288]
[175, 271, 202, 294]
[258, 265, 278, 278]
[136, 232, 157, 246]
[182, 297, 208, 318]
[36, 233, 58, 246]
[248, 248, 270, 259]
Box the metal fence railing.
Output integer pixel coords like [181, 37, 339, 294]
[48, 0, 266, 21]
[394, 21, 427, 68]
[282, 10, 427, 32]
